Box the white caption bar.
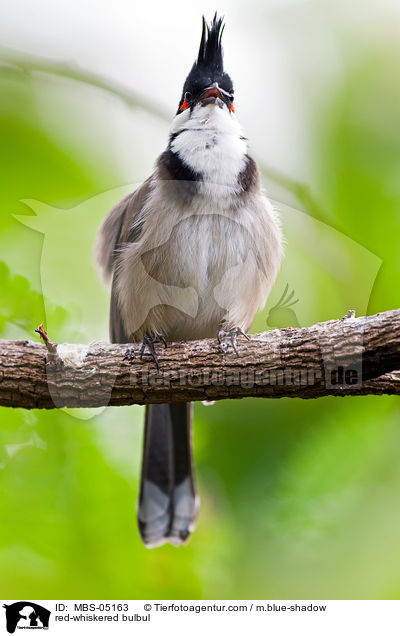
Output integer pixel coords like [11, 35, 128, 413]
[1, 599, 399, 635]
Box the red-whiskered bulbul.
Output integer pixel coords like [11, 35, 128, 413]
[97, 14, 283, 547]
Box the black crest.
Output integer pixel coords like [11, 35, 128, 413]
[197, 13, 225, 72]
[179, 13, 234, 110]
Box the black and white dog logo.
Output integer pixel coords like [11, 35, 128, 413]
[2, 602, 50, 633]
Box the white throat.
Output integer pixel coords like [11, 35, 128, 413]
[170, 103, 248, 190]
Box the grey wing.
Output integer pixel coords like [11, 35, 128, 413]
[96, 178, 152, 343]
[109, 283, 128, 343]
[96, 177, 152, 283]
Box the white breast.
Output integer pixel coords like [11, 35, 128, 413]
[170, 102, 248, 196]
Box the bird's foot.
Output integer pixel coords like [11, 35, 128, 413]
[140, 333, 167, 371]
[123, 346, 136, 362]
[217, 327, 249, 357]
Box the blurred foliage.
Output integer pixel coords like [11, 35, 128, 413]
[0, 262, 69, 338]
[312, 31, 400, 315]
[1, 7, 400, 601]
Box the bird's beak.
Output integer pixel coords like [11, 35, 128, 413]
[197, 86, 223, 101]
[195, 83, 231, 107]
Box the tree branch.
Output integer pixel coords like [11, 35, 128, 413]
[0, 309, 399, 409]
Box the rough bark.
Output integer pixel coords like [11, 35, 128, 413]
[0, 309, 399, 409]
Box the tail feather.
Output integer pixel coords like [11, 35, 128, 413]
[138, 402, 198, 547]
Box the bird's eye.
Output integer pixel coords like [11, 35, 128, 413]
[179, 92, 192, 111]
[229, 94, 234, 101]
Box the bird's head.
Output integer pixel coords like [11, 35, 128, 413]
[176, 14, 235, 118]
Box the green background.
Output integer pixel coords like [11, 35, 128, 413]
[0, 1, 400, 600]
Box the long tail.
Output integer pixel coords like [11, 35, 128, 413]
[138, 402, 199, 547]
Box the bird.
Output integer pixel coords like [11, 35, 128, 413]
[96, 13, 283, 547]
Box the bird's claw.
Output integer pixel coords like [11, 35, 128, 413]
[123, 346, 136, 362]
[217, 327, 249, 356]
[140, 333, 167, 371]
